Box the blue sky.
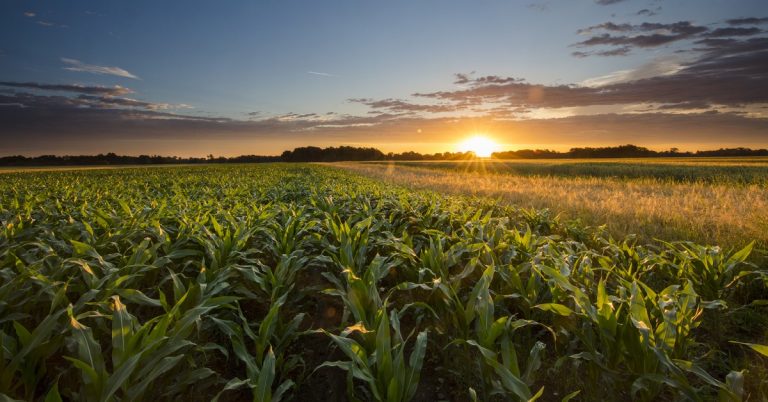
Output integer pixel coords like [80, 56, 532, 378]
[1, 0, 767, 155]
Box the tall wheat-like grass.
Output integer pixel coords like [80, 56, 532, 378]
[336, 161, 768, 249]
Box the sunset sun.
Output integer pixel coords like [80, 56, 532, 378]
[458, 135, 498, 157]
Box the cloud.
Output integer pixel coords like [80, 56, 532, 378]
[572, 19, 768, 57]
[0, 81, 133, 96]
[349, 98, 459, 114]
[23, 11, 36, 17]
[0, 91, 211, 121]
[580, 56, 682, 87]
[574, 21, 709, 51]
[726, 17, 768, 26]
[36, 20, 68, 28]
[2, 97, 765, 156]
[0, 81, 190, 116]
[636, 9, 659, 17]
[594, 0, 627, 5]
[61, 58, 140, 79]
[2, 11, 766, 156]
[572, 47, 632, 57]
[656, 101, 711, 110]
[76, 95, 178, 110]
[308, 71, 334, 77]
[526, 2, 549, 12]
[410, 36, 768, 112]
[454, 74, 519, 85]
[705, 27, 763, 38]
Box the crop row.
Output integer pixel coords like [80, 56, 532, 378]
[0, 165, 766, 401]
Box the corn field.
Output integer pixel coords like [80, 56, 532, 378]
[1, 164, 766, 401]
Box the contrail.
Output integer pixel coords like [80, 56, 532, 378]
[308, 71, 334, 77]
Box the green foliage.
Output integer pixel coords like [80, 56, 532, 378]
[0, 164, 765, 401]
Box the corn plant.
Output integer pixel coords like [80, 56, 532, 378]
[65, 293, 225, 402]
[0, 164, 765, 401]
[322, 255, 394, 333]
[212, 294, 304, 402]
[319, 307, 427, 402]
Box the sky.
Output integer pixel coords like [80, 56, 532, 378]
[0, 0, 767, 156]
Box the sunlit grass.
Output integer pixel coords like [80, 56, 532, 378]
[336, 159, 768, 250]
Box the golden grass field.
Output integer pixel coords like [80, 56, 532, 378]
[335, 158, 768, 251]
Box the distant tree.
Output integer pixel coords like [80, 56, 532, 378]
[1, 144, 766, 166]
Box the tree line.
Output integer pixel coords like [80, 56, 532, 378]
[492, 144, 768, 159]
[1, 144, 766, 166]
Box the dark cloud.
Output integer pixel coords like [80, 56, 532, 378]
[576, 33, 680, 47]
[597, 47, 633, 56]
[0, 87, 192, 119]
[573, 46, 632, 57]
[412, 37, 768, 109]
[272, 112, 321, 120]
[636, 9, 659, 17]
[467, 75, 519, 85]
[0, 91, 195, 117]
[595, 0, 627, 5]
[705, 27, 763, 38]
[0, 81, 132, 96]
[453, 73, 474, 84]
[577, 22, 634, 34]
[579, 21, 708, 35]
[349, 98, 458, 114]
[692, 38, 739, 48]
[574, 21, 709, 51]
[726, 17, 768, 26]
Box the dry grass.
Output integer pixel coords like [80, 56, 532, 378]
[334, 161, 768, 250]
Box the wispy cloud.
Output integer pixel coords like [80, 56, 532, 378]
[0, 83, 190, 113]
[61, 58, 140, 79]
[705, 27, 763, 38]
[308, 71, 335, 77]
[526, 2, 549, 12]
[636, 8, 661, 17]
[349, 98, 459, 114]
[35, 20, 68, 28]
[580, 56, 683, 87]
[727, 17, 768, 26]
[23, 11, 36, 17]
[0, 81, 133, 96]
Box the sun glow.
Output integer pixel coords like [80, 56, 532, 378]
[458, 135, 498, 157]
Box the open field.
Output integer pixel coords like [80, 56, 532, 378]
[337, 159, 768, 252]
[365, 158, 768, 184]
[0, 164, 199, 173]
[0, 164, 766, 401]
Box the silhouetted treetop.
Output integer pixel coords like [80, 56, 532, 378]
[1, 144, 765, 166]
